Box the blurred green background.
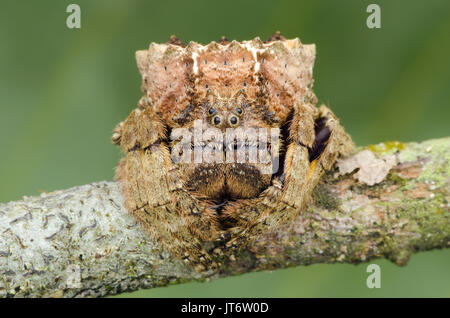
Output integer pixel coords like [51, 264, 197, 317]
[0, 0, 449, 297]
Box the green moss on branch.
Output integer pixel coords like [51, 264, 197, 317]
[0, 138, 449, 297]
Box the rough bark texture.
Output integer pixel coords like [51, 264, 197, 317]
[0, 137, 449, 298]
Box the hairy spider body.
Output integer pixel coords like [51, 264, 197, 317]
[112, 33, 354, 271]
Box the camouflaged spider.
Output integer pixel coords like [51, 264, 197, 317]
[112, 33, 354, 271]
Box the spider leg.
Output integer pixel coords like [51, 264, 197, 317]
[114, 105, 221, 271]
[220, 103, 353, 247]
[282, 104, 354, 207]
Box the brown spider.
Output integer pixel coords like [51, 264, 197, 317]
[112, 32, 354, 271]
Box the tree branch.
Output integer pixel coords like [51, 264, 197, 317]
[0, 137, 449, 297]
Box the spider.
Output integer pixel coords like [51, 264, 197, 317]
[112, 32, 354, 271]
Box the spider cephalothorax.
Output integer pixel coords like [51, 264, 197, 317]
[112, 32, 354, 271]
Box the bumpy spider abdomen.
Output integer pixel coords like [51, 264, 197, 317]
[113, 32, 354, 270]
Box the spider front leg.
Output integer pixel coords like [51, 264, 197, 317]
[113, 105, 221, 271]
[283, 104, 354, 208]
[221, 103, 353, 247]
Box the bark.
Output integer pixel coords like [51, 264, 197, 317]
[0, 137, 449, 298]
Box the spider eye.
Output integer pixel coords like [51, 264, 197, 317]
[212, 115, 221, 126]
[234, 106, 243, 115]
[208, 107, 216, 115]
[229, 115, 239, 126]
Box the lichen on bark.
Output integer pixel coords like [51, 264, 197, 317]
[0, 137, 449, 297]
